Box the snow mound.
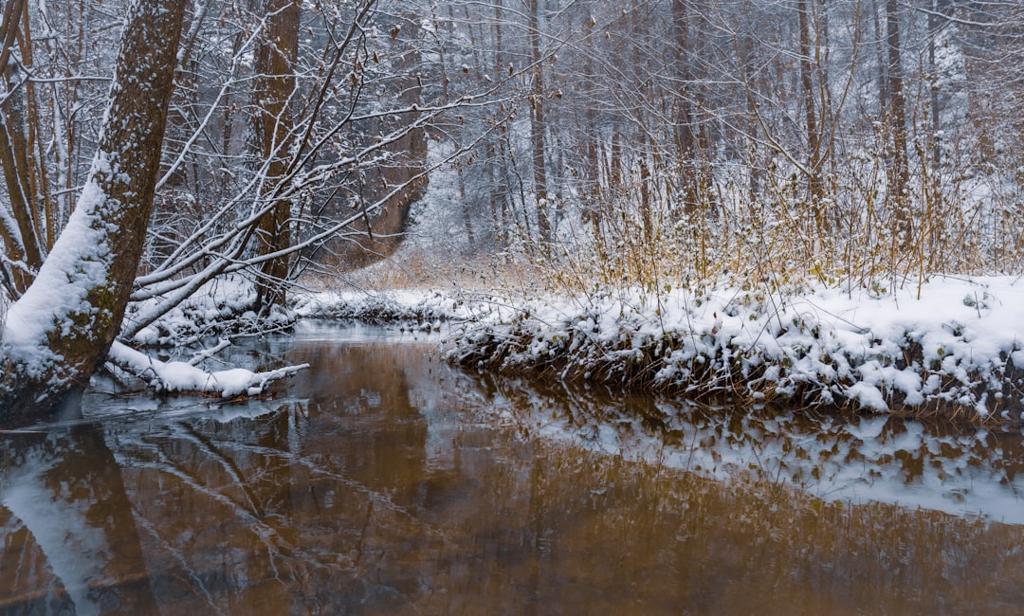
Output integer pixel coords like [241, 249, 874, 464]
[127, 276, 295, 347]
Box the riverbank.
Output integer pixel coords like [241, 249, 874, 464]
[294, 288, 479, 328]
[299, 276, 1024, 423]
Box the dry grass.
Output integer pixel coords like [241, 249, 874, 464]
[500, 149, 1024, 301]
[304, 244, 544, 294]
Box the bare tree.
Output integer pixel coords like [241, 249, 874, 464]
[253, 0, 300, 310]
[885, 0, 911, 247]
[529, 0, 550, 244]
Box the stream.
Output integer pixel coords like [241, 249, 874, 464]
[2, 322, 1024, 614]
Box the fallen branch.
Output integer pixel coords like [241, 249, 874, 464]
[107, 341, 308, 398]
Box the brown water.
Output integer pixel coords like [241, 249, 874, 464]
[2, 322, 1024, 615]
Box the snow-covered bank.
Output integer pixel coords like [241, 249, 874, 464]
[304, 277, 1024, 422]
[450, 276, 1024, 422]
[294, 288, 494, 328]
[79, 277, 305, 401]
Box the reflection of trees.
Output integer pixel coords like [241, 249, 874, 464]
[435, 439, 1024, 614]
[427, 373, 1024, 612]
[83, 336, 441, 613]
[482, 374, 1024, 523]
[296, 341, 430, 504]
[0, 428, 157, 614]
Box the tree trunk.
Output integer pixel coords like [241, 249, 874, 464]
[0, 0, 43, 293]
[528, 0, 550, 244]
[253, 0, 300, 310]
[738, 26, 761, 202]
[491, 0, 508, 248]
[16, 5, 56, 253]
[927, 0, 942, 170]
[798, 0, 825, 234]
[872, 0, 888, 119]
[582, 14, 602, 244]
[886, 0, 911, 246]
[0, 0, 187, 421]
[672, 0, 696, 216]
[458, 163, 475, 252]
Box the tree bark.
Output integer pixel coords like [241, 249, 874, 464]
[0, 0, 187, 421]
[927, 0, 942, 170]
[491, 0, 509, 248]
[528, 0, 550, 244]
[885, 0, 911, 246]
[672, 0, 696, 216]
[0, 0, 43, 293]
[872, 0, 888, 119]
[253, 0, 300, 310]
[582, 13, 602, 243]
[798, 0, 825, 234]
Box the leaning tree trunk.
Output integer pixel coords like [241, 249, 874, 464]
[253, 0, 300, 311]
[0, 0, 187, 421]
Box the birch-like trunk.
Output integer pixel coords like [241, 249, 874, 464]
[798, 0, 825, 234]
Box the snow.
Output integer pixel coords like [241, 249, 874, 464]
[439, 275, 1024, 419]
[1, 151, 118, 378]
[108, 341, 307, 398]
[846, 382, 887, 411]
[294, 287, 492, 326]
[126, 275, 293, 347]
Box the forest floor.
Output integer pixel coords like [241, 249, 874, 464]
[296, 261, 1024, 425]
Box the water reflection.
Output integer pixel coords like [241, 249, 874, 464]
[1, 428, 156, 615]
[1, 322, 1023, 614]
[482, 377, 1024, 523]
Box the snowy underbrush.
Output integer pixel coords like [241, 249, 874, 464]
[448, 276, 1024, 423]
[294, 288, 495, 329]
[88, 276, 307, 400]
[126, 276, 296, 347]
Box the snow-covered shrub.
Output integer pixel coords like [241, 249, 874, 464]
[448, 277, 1024, 423]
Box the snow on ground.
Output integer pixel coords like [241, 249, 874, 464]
[302, 276, 1024, 421]
[294, 287, 496, 327]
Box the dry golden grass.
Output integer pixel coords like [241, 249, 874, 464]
[303, 245, 543, 293]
